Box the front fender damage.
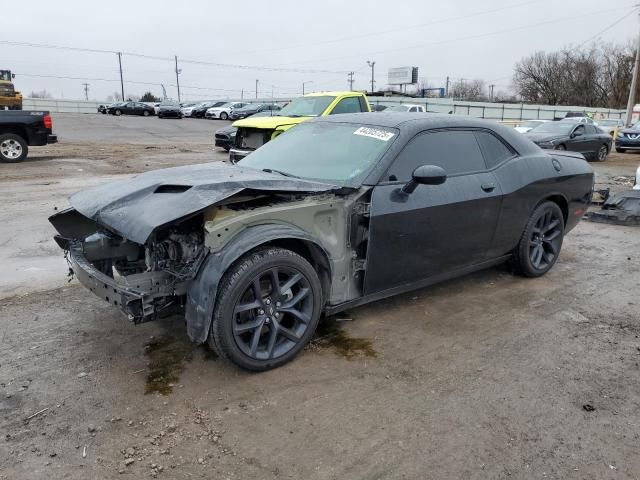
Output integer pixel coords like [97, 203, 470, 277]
[185, 224, 330, 344]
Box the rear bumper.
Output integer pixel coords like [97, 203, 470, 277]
[47, 134, 58, 144]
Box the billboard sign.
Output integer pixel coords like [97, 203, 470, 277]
[388, 66, 419, 85]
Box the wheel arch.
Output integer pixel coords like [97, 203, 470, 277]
[185, 224, 332, 344]
[537, 193, 568, 227]
[0, 126, 29, 143]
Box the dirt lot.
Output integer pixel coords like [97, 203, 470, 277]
[1, 114, 639, 479]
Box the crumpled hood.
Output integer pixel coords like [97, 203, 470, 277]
[70, 162, 337, 244]
[232, 115, 307, 130]
[526, 133, 566, 143]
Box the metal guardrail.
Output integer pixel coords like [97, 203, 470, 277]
[22, 96, 627, 121]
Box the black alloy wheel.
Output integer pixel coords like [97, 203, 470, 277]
[512, 201, 564, 277]
[209, 247, 322, 371]
[596, 145, 608, 162]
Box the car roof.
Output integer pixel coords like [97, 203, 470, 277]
[311, 112, 541, 155]
[304, 91, 361, 97]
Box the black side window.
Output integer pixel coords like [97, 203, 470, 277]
[387, 130, 487, 182]
[584, 125, 596, 134]
[359, 96, 368, 112]
[474, 131, 515, 169]
[330, 97, 362, 115]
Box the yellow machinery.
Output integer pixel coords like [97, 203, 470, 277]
[0, 70, 23, 110]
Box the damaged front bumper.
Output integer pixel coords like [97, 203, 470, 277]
[66, 242, 184, 323]
[584, 190, 640, 226]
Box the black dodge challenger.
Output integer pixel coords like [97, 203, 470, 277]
[50, 113, 594, 370]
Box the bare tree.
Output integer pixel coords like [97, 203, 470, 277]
[513, 40, 638, 108]
[450, 79, 487, 101]
[112, 91, 123, 101]
[29, 90, 53, 99]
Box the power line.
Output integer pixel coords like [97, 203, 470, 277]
[0, 39, 348, 75]
[579, 8, 637, 46]
[230, 0, 543, 57]
[275, 7, 630, 66]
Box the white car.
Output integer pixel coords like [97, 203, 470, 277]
[514, 120, 549, 133]
[385, 104, 426, 113]
[180, 103, 198, 117]
[205, 102, 247, 120]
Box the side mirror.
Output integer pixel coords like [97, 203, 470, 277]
[402, 165, 447, 194]
[571, 130, 583, 138]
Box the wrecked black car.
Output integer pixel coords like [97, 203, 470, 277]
[50, 113, 594, 371]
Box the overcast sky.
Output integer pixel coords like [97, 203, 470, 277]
[3, 0, 638, 101]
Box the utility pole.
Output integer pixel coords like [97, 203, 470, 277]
[445, 76, 450, 97]
[174, 56, 181, 103]
[241, 89, 244, 101]
[82, 83, 89, 101]
[489, 84, 495, 102]
[625, 15, 640, 126]
[367, 60, 376, 93]
[347, 72, 354, 91]
[117, 52, 125, 101]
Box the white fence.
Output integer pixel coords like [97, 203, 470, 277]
[23, 96, 627, 121]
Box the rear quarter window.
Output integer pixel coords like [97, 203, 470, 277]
[474, 131, 516, 169]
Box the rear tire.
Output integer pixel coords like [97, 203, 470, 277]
[596, 144, 608, 162]
[512, 201, 564, 278]
[209, 247, 322, 371]
[0, 133, 28, 163]
[555, 144, 566, 151]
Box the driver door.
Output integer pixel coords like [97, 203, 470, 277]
[566, 124, 588, 154]
[363, 129, 502, 294]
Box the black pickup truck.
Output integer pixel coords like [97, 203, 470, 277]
[0, 110, 57, 162]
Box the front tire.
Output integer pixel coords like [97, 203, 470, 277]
[209, 247, 322, 371]
[555, 144, 566, 151]
[0, 133, 28, 163]
[114, 109, 122, 116]
[220, 112, 228, 120]
[512, 201, 564, 278]
[143, 110, 150, 117]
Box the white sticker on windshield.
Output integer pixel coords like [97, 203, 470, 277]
[353, 127, 395, 141]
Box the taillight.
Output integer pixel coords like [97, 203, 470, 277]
[43, 114, 52, 130]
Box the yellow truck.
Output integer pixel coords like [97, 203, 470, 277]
[229, 91, 370, 162]
[0, 70, 23, 110]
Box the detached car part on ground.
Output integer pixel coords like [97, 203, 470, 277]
[50, 113, 593, 371]
[525, 121, 611, 161]
[0, 110, 57, 162]
[229, 91, 370, 162]
[585, 166, 640, 226]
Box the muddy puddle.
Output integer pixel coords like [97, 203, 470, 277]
[144, 335, 217, 395]
[309, 315, 377, 360]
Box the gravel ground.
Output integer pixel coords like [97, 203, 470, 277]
[1, 114, 639, 479]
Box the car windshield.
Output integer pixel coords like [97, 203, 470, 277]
[238, 122, 397, 185]
[385, 105, 411, 112]
[278, 95, 335, 117]
[531, 122, 575, 134]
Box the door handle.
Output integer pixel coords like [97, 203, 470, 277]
[481, 182, 496, 192]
